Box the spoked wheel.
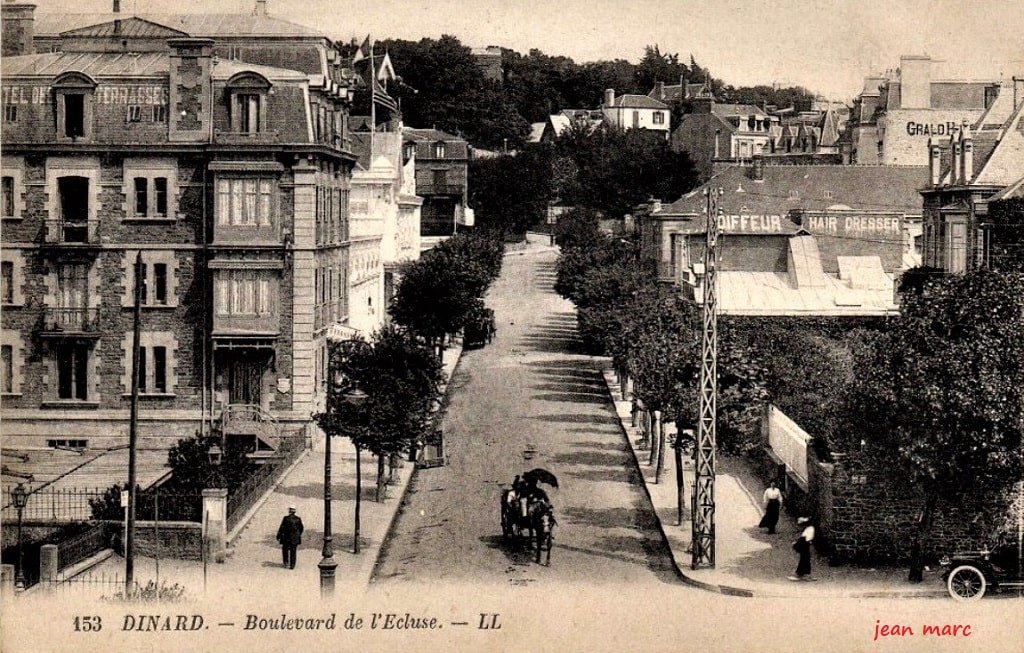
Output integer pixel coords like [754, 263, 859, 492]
[947, 565, 987, 601]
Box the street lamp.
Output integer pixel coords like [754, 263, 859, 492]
[12, 482, 29, 590]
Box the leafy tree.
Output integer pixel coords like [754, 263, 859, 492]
[469, 145, 554, 236]
[988, 197, 1024, 272]
[635, 44, 688, 94]
[553, 206, 601, 251]
[846, 269, 1024, 580]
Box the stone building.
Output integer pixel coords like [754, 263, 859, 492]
[0, 3, 358, 452]
[402, 127, 471, 243]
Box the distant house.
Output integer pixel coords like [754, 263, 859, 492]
[647, 77, 713, 105]
[402, 127, 471, 241]
[920, 82, 1024, 273]
[670, 98, 776, 177]
[471, 45, 503, 83]
[601, 89, 670, 137]
[539, 110, 604, 143]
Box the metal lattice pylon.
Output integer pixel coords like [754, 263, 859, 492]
[691, 187, 721, 569]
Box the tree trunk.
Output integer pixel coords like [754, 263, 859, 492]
[375, 454, 386, 502]
[655, 416, 666, 484]
[908, 493, 938, 582]
[675, 434, 685, 526]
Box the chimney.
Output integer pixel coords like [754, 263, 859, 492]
[960, 127, 973, 185]
[713, 128, 721, 159]
[928, 137, 941, 186]
[679, 74, 686, 95]
[691, 96, 714, 114]
[751, 155, 764, 181]
[255, 0, 267, 15]
[950, 134, 961, 186]
[604, 88, 615, 108]
[167, 38, 214, 142]
[1, 2, 35, 57]
[655, 81, 664, 100]
[899, 55, 932, 109]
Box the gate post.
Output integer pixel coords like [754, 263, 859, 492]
[39, 544, 58, 582]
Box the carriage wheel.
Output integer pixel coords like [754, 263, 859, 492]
[947, 565, 987, 601]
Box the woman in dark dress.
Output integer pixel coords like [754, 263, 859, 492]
[758, 481, 782, 534]
[791, 516, 815, 580]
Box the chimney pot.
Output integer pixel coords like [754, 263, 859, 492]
[655, 81, 664, 100]
[604, 88, 615, 108]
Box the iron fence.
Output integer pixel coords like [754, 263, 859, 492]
[2, 486, 108, 522]
[226, 436, 305, 531]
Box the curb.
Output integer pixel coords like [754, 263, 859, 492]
[598, 365, 945, 600]
[367, 342, 467, 583]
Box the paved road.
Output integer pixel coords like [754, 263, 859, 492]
[373, 246, 681, 588]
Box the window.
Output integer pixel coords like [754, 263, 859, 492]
[152, 105, 167, 123]
[3, 105, 15, 122]
[215, 270, 276, 316]
[153, 263, 168, 305]
[238, 94, 261, 133]
[127, 105, 143, 122]
[64, 94, 85, 138]
[56, 343, 89, 400]
[134, 177, 148, 215]
[57, 263, 88, 311]
[138, 345, 168, 393]
[432, 169, 447, 188]
[653, 111, 665, 125]
[46, 439, 87, 450]
[1, 261, 12, 304]
[2, 176, 13, 217]
[1, 344, 11, 394]
[216, 178, 274, 227]
[154, 178, 167, 216]
[404, 143, 415, 161]
[433, 142, 446, 158]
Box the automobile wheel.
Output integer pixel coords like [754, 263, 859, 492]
[947, 565, 987, 601]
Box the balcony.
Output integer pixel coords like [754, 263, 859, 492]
[212, 130, 281, 145]
[36, 307, 101, 339]
[41, 220, 101, 251]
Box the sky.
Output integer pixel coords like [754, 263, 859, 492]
[30, 0, 1024, 101]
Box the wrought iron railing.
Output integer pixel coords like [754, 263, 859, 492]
[225, 436, 304, 531]
[38, 307, 100, 334]
[56, 522, 109, 570]
[2, 486, 107, 522]
[43, 219, 99, 244]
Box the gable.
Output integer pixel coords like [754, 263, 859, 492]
[59, 17, 188, 39]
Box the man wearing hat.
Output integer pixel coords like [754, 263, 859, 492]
[276, 506, 304, 569]
[790, 516, 815, 581]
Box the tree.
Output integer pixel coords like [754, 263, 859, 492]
[469, 145, 553, 236]
[989, 197, 1024, 272]
[847, 269, 1024, 580]
[635, 44, 688, 94]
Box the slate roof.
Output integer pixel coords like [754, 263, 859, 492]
[529, 122, 546, 143]
[659, 164, 929, 216]
[609, 94, 667, 109]
[713, 103, 767, 118]
[35, 12, 324, 38]
[1, 51, 169, 77]
[59, 16, 187, 38]
[211, 58, 309, 81]
[988, 175, 1024, 201]
[403, 127, 463, 143]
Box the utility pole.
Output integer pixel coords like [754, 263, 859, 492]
[126, 252, 144, 592]
[691, 187, 721, 569]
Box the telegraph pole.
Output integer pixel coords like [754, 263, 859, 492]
[691, 187, 722, 569]
[126, 252, 144, 592]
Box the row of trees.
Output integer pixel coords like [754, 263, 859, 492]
[372, 36, 814, 149]
[470, 127, 700, 236]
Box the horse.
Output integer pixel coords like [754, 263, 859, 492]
[531, 501, 555, 565]
[500, 487, 533, 545]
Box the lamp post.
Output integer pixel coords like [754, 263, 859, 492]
[12, 482, 28, 590]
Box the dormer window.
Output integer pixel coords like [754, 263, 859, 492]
[53, 71, 97, 142]
[404, 142, 415, 161]
[433, 142, 446, 158]
[225, 72, 271, 135]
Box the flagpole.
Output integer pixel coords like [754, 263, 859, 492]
[370, 37, 376, 155]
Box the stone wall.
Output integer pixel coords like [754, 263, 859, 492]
[108, 521, 202, 561]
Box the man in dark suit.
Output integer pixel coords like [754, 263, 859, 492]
[276, 506, 304, 569]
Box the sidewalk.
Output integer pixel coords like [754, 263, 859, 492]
[601, 366, 947, 599]
[79, 340, 464, 600]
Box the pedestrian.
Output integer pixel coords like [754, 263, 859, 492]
[789, 516, 815, 581]
[758, 480, 783, 534]
[276, 506, 304, 569]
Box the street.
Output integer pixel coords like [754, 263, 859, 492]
[373, 246, 682, 587]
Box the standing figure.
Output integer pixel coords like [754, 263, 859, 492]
[276, 506, 304, 569]
[758, 481, 783, 534]
[790, 516, 815, 581]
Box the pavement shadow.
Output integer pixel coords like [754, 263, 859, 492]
[532, 392, 607, 404]
[562, 505, 655, 529]
[565, 467, 637, 484]
[569, 440, 629, 451]
[532, 413, 618, 425]
[275, 480, 379, 502]
[478, 534, 540, 567]
[533, 381, 607, 393]
[519, 335, 587, 356]
[549, 450, 627, 467]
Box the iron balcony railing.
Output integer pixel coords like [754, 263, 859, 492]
[43, 219, 99, 245]
[38, 307, 100, 335]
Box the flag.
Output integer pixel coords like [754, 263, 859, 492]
[352, 35, 371, 65]
[372, 74, 398, 114]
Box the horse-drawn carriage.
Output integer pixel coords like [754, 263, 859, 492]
[499, 468, 557, 565]
[464, 305, 496, 349]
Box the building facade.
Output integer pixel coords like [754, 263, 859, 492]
[921, 83, 1024, 273]
[0, 4, 357, 452]
[670, 98, 776, 178]
[601, 89, 670, 137]
[848, 55, 1000, 166]
[402, 127, 471, 242]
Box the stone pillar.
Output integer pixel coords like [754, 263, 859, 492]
[1, 564, 13, 595]
[39, 544, 58, 582]
[201, 489, 228, 560]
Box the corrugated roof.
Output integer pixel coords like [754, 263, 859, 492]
[660, 165, 929, 216]
[36, 12, 324, 38]
[709, 268, 897, 316]
[1, 51, 168, 77]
